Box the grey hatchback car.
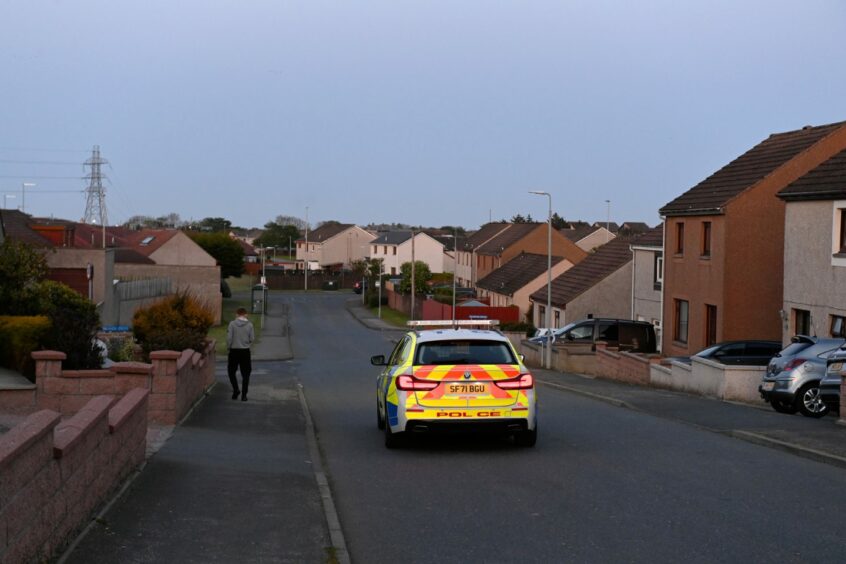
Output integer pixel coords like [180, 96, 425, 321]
[759, 335, 844, 418]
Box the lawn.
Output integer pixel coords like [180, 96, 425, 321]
[370, 305, 408, 328]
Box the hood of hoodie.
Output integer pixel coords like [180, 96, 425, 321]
[233, 317, 250, 326]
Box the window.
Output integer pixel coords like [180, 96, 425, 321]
[705, 304, 717, 346]
[840, 209, 846, 253]
[675, 222, 685, 255]
[383, 245, 388, 254]
[390, 267, 396, 275]
[794, 308, 811, 336]
[654, 253, 663, 290]
[372, 245, 377, 255]
[674, 299, 689, 344]
[392, 246, 397, 255]
[554, 310, 560, 327]
[538, 305, 546, 326]
[831, 315, 845, 338]
[701, 222, 711, 257]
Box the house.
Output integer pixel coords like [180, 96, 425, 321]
[529, 236, 639, 328]
[592, 221, 620, 233]
[619, 222, 651, 234]
[475, 252, 571, 321]
[561, 225, 616, 251]
[630, 225, 664, 349]
[659, 120, 846, 356]
[455, 222, 587, 288]
[369, 231, 446, 276]
[777, 147, 846, 341]
[296, 223, 375, 271]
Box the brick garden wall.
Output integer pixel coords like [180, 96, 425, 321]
[0, 389, 148, 564]
[33, 340, 216, 425]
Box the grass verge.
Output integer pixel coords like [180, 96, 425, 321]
[369, 305, 408, 328]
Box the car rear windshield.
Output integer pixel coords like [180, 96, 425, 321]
[779, 342, 811, 357]
[415, 340, 517, 365]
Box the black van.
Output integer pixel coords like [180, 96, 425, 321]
[530, 318, 657, 353]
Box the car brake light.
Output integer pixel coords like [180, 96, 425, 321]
[783, 358, 806, 371]
[396, 375, 439, 391]
[494, 373, 534, 389]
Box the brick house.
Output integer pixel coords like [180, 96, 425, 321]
[369, 231, 446, 276]
[529, 236, 640, 328]
[659, 121, 846, 356]
[296, 223, 375, 271]
[476, 252, 571, 321]
[777, 147, 846, 341]
[455, 222, 586, 289]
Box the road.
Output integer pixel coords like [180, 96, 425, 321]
[290, 293, 846, 563]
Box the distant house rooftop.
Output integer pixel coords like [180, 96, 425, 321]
[477, 252, 563, 297]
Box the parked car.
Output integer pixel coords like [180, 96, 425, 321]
[671, 340, 782, 366]
[821, 347, 845, 414]
[528, 318, 657, 353]
[759, 335, 844, 417]
[353, 280, 365, 294]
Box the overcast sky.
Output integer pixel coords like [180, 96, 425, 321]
[2, 1, 845, 230]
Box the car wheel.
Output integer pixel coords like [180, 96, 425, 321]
[376, 400, 385, 430]
[384, 407, 403, 449]
[796, 384, 829, 418]
[769, 398, 798, 414]
[514, 425, 537, 448]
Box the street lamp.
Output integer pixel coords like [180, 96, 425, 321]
[304, 206, 309, 292]
[21, 182, 35, 213]
[445, 230, 458, 324]
[377, 258, 384, 319]
[3, 194, 15, 209]
[530, 190, 552, 369]
[605, 199, 611, 242]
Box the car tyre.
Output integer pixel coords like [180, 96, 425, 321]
[796, 383, 829, 418]
[376, 400, 385, 430]
[384, 407, 403, 449]
[769, 398, 798, 414]
[515, 425, 537, 448]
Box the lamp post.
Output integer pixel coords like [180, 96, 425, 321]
[304, 206, 309, 291]
[3, 194, 15, 209]
[530, 190, 552, 369]
[377, 258, 383, 319]
[21, 182, 35, 213]
[445, 230, 458, 324]
[605, 199, 611, 242]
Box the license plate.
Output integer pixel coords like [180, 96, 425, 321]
[761, 382, 775, 391]
[446, 383, 487, 395]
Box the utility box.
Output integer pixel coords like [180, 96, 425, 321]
[251, 284, 268, 314]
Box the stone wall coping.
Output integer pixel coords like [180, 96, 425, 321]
[110, 362, 153, 375]
[53, 395, 115, 458]
[60, 369, 112, 379]
[691, 356, 767, 372]
[176, 349, 193, 371]
[0, 409, 61, 471]
[31, 351, 67, 361]
[108, 388, 149, 433]
[149, 350, 181, 361]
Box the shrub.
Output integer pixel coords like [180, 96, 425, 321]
[220, 279, 232, 298]
[500, 321, 537, 337]
[368, 294, 388, 308]
[133, 292, 214, 359]
[37, 281, 102, 370]
[0, 315, 51, 380]
[107, 337, 139, 362]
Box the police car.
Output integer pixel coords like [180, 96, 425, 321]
[372, 320, 538, 448]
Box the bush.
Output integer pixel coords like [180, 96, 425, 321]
[0, 315, 51, 380]
[133, 292, 214, 359]
[368, 294, 388, 308]
[107, 337, 139, 363]
[220, 279, 232, 298]
[37, 281, 102, 370]
[500, 321, 537, 337]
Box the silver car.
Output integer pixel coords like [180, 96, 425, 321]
[821, 347, 845, 414]
[759, 336, 844, 418]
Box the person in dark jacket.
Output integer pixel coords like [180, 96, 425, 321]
[227, 307, 255, 401]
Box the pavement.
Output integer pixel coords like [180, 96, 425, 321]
[53, 293, 846, 562]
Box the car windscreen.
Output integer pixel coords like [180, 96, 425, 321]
[778, 342, 811, 357]
[415, 340, 517, 365]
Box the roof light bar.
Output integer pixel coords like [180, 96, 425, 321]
[406, 320, 499, 329]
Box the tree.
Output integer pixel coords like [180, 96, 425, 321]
[273, 215, 308, 231]
[195, 217, 232, 232]
[398, 261, 432, 294]
[37, 281, 101, 370]
[188, 232, 245, 278]
[551, 213, 568, 230]
[254, 222, 301, 253]
[0, 239, 48, 315]
[511, 214, 534, 223]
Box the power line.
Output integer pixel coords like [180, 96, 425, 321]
[0, 159, 82, 165]
[0, 147, 88, 153]
[0, 175, 83, 179]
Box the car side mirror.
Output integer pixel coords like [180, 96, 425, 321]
[371, 355, 387, 366]
[519, 354, 525, 362]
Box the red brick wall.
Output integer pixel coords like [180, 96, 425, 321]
[0, 390, 148, 564]
[594, 342, 658, 385]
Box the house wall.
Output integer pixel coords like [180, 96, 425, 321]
[632, 246, 663, 347]
[486, 259, 574, 322]
[116, 264, 222, 324]
[662, 215, 727, 356]
[565, 262, 634, 323]
[319, 227, 375, 268]
[782, 200, 846, 341]
[371, 243, 400, 275]
[45, 248, 116, 324]
[476, 226, 586, 282]
[575, 228, 615, 251]
[149, 232, 216, 266]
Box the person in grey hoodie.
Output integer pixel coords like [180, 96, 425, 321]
[227, 307, 255, 401]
